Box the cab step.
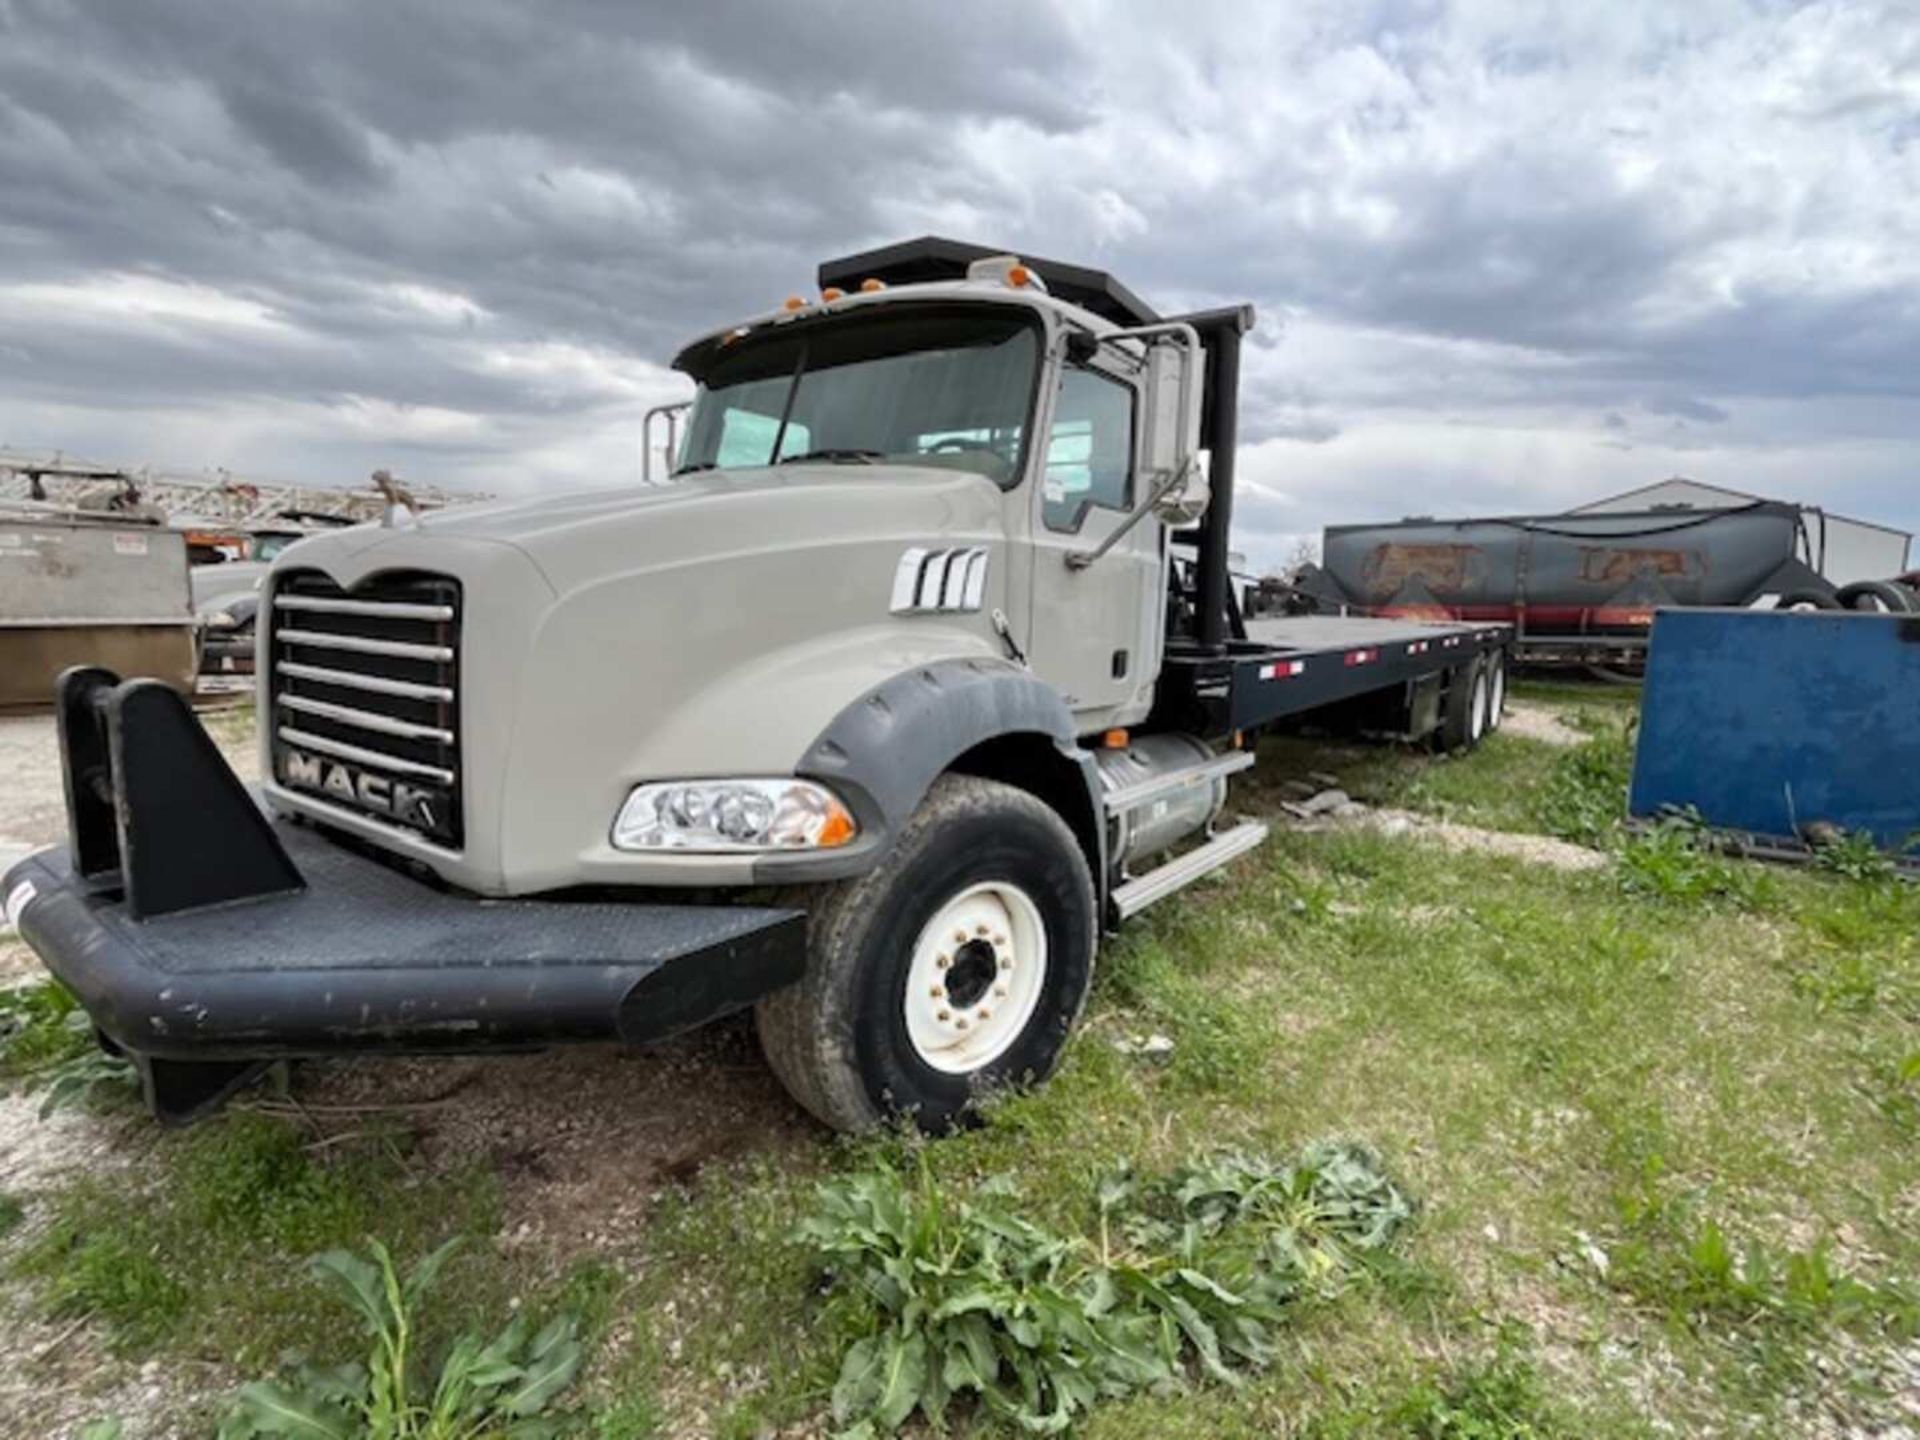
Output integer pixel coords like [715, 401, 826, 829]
[1110, 820, 1269, 920]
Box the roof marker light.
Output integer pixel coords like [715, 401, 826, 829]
[821, 286, 845, 302]
[965, 255, 1048, 292]
[860, 277, 886, 292]
[782, 295, 806, 312]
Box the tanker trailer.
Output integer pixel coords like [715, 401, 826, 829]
[1293, 501, 1836, 667]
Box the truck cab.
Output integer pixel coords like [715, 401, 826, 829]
[5, 239, 1509, 1132]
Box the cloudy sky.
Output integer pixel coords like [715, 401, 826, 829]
[2, 0, 1916, 570]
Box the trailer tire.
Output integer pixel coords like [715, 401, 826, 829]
[1777, 589, 1839, 611]
[1835, 580, 1914, 614]
[1484, 652, 1508, 732]
[1437, 657, 1487, 753]
[754, 773, 1096, 1134]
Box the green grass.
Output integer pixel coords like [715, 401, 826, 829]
[200, 698, 258, 753]
[1235, 678, 1638, 841]
[16, 1111, 502, 1366]
[9, 699, 1919, 1437]
[0, 978, 94, 1081]
[1508, 674, 1643, 709]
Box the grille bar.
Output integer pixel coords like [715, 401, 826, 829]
[275, 595, 456, 622]
[279, 693, 457, 745]
[276, 628, 455, 662]
[268, 569, 463, 847]
[275, 660, 454, 703]
[277, 726, 458, 784]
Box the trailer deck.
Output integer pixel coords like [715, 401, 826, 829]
[1156, 614, 1511, 738]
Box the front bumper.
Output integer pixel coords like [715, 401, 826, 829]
[6, 668, 806, 1122]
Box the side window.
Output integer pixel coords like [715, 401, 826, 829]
[1043, 368, 1135, 532]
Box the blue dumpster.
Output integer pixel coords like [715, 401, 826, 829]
[1630, 608, 1920, 856]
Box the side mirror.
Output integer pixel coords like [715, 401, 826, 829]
[1143, 336, 1208, 524]
[1064, 322, 1210, 572]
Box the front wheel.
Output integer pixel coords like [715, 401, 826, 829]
[755, 774, 1096, 1133]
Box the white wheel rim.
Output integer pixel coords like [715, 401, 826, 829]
[902, 881, 1048, 1075]
[1469, 672, 1489, 742]
[1489, 660, 1506, 729]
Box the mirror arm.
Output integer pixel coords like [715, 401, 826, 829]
[1065, 459, 1192, 572]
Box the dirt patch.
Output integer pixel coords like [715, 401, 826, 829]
[1287, 804, 1610, 872]
[0, 1303, 221, 1440]
[1358, 809, 1611, 871]
[1500, 702, 1589, 748]
[0, 1092, 142, 1196]
[281, 1014, 823, 1268]
[1, 934, 39, 987]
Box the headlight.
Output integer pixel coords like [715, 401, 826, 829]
[611, 778, 857, 853]
[204, 609, 237, 629]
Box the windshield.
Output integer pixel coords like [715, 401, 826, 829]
[676, 307, 1040, 484]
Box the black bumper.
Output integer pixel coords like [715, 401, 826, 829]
[5, 669, 807, 1121]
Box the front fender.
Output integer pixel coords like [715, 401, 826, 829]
[761, 657, 1105, 888]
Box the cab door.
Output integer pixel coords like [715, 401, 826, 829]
[1023, 361, 1163, 733]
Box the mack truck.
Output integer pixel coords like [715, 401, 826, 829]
[3, 238, 1511, 1130]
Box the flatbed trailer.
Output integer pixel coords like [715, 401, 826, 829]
[7, 238, 1511, 1129]
[1160, 614, 1510, 736]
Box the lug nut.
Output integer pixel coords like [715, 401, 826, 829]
[953, 929, 967, 944]
[930, 985, 944, 999]
[937, 1008, 951, 1022]
[999, 957, 1012, 971]
[955, 1018, 969, 1030]
[975, 923, 990, 936]
[994, 985, 1008, 998]
[935, 954, 950, 969]
[993, 934, 1008, 946]
[977, 1008, 991, 1020]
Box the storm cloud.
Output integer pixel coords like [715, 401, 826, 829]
[2, 0, 1916, 569]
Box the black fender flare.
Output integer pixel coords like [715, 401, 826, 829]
[750, 658, 1107, 894]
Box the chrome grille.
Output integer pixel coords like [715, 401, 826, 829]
[267, 570, 463, 847]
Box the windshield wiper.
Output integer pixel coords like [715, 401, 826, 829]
[671, 462, 720, 476]
[777, 448, 884, 465]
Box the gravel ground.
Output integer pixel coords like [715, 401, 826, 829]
[1500, 700, 1590, 748]
[1353, 807, 1612, 870]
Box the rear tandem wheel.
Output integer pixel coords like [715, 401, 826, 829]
[1436, 653, 1491, 754]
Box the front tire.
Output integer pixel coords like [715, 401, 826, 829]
[755, 774, 1096, 1133]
